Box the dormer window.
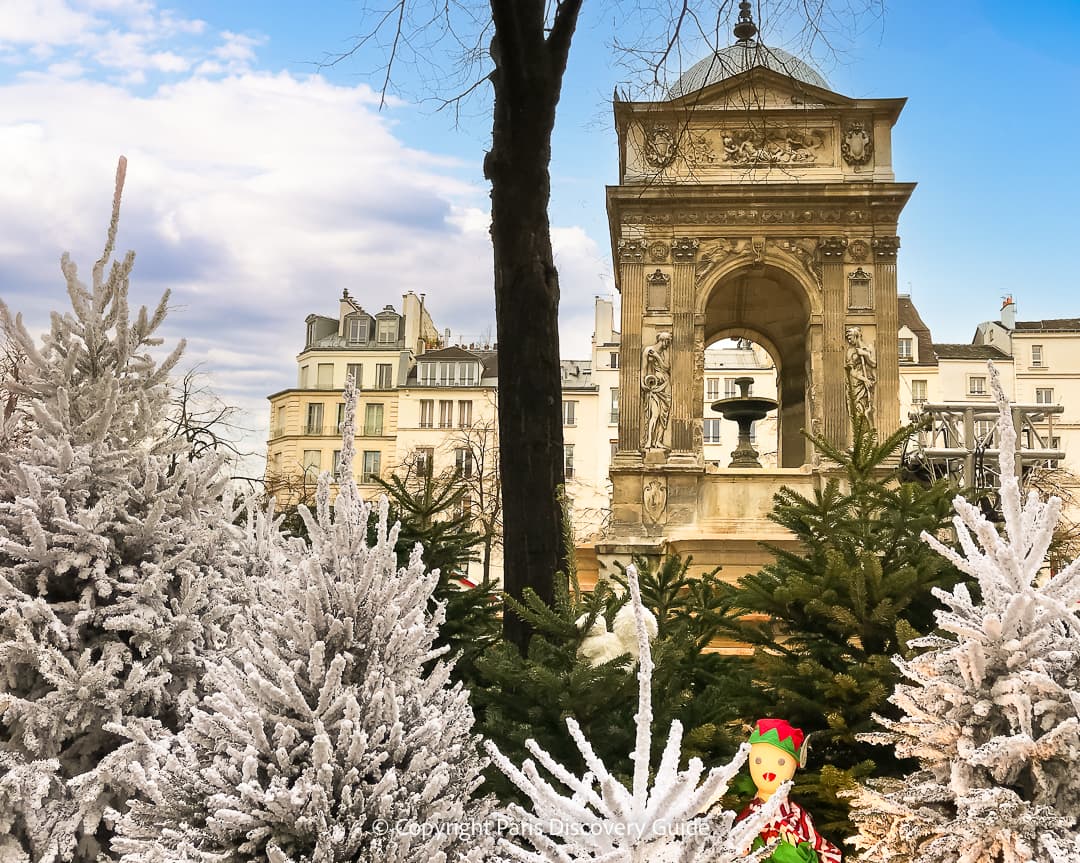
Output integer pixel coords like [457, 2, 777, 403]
[898, 338, 913, 362]
[377, 318, 397, 344]
[458, 362, 477, 386]
[438, 362, 455, 386]
[306, 320, 317, 346]
[419, 362, 437, 386]
[347, 316, 366, 344]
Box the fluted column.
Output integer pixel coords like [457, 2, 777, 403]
[873, 235, 901, 437]
[615, 239, 645, 463]
[820, 236, 848, 447]
[669, 237, 698, 463]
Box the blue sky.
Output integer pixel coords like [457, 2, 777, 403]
[2, 0, 1079, 465]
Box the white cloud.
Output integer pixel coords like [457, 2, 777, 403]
[0, 2, 610, 479]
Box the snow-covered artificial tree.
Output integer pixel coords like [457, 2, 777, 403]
[114, 376, 495, 863]
[486, 563, 787, 863]
[847, 362, 1080, 863]
[0, 157, 247, 862]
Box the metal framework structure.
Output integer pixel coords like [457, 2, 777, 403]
[902, 402, 1065, 492]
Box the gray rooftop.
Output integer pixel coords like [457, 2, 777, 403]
[669, 42, 829, 98]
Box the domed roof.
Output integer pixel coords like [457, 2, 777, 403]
[668, 41, 829, 98]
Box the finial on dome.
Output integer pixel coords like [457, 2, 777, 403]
[733, 0, 758, 42]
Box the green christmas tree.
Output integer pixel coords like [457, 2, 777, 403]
[718, 403, 965, 837]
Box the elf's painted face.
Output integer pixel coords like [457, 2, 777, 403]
[749, 741, 797, 797]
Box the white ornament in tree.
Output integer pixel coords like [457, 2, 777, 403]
[489, 564, 787, 863]
[846, 361, 1080, 863]
[576, 602, 658, 667]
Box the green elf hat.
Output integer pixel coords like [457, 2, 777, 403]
[748, 718, 811, 768]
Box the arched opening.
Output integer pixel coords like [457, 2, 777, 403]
[703, 336, 779, 468]
[702, 264, 813, 467]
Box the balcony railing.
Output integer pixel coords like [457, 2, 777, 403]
[303, 424, 328, 436]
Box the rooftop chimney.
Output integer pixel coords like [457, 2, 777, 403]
[1001, 295, 1016, 330]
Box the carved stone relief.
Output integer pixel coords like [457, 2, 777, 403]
[774, 238, 822, 291]
[720, 127, 828, 166]
[819, 237, 849, 260]
[618, 239, 646, 263]
[643, 125, 677, 169]
[844, 325, 877, 425]
[647, 241, 670, 263]
[841, 121, 874, 167]
[848, 239, 870, 263]
[622, 208, 872, 227]
[872, 235, 900, 260]
[641, 332, 672, 450]
[672, 237, 699, 263]
[643, 478, 668, 526]
[646, 269, 671, 311]
[694, 237, 821, 290]
[695, 238, 748, 287]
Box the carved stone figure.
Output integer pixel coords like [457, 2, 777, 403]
[641, 332, 672, 450]
[844, 326, 878, 425]
[841, 121, 873, 166]
[720, 127, 825, 166]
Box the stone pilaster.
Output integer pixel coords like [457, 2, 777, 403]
[616, 239, 646, 463]
[873, 235, 901, 436]
[669, 237, 698, 463]
[820, 236, 848, 446]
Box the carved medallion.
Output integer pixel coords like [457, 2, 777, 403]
[841, 121, 874, 166]
[643, 125, 677, 169]
[643, 478, 668, 525]
[618, 239, 646, 263]
[848, 239, 870, 262]
[672, 237, 699, 263]
[647, 241, 670, 263]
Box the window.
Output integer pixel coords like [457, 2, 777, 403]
[610, 440, 618, 461]
[275, 406, 287, 437]
[968, 376, 987, 396]
[453, 491, 473, 519]
[304, 403, 323, 435]
[610, 351, 619, 369]
[336, 403, 346, 433]
[458, 362, 477, 386]
[377, 319, 397, 344]
[724, 378, 740, 398]
[1036, 387, 1054, 405]
[347, 316, 365, 344]
[306, 320, 317, 346]
[439, 400, 454, 428]
[346, 363, 362, 388]
[419, 362, 437, 386]
[610, 388, 619, 424]
[300, 365, 310, 388]
[363, 403, 384, 436]
[317, 363, 334, 389]
[458, 400, 473, 428]
[911, 379, 928, 405]
[375, 364, 393, 388]
[562, 400, 577, 426]
[455, 447, 473, 478]
[361, 450, 381, 484]
[332, 449, 342, 475]
[439, 362, 455, 386]
[563, 444, 574, 479]
[703, 418, 722, 443]
[303, 449, 321, 480]
[419, 399, 434, 428]
[1031, 344, 1044, 367]
[706, 378, 720, 401]
[898, 338, 913, 361]
[415, 446, 434, 477]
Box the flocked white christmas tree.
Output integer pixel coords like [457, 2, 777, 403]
[847, 362, 1080, 863]
[0, 158, 247, 862]
[486, 563, 786, 863]
[113, 375, 496, 863]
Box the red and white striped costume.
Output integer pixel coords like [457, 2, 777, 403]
[738, 797, 842, 863]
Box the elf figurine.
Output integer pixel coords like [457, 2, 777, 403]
[737, 718, 842, 863]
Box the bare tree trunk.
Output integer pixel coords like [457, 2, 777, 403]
[485, 0, 581, 651]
